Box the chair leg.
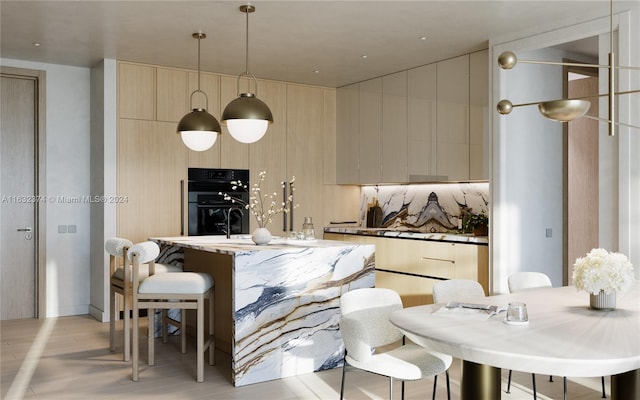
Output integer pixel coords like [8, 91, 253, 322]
[445, 370, 451, 400]
[401, 379, 405, 400]
[148, 308, 155, 366]
[563, 376, 568, 400]
[506, 369, 512, 393]
[532, 374, 537, 400]
[601, 376, 606, 398]
[339, 354, 347, 400]
[161, 308, 168, 344]
[197, 296, 204, 382]
[432, 375, 437, 400]
[389, 376, 394, 400]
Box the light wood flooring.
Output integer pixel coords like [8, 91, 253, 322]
[1, 315, 608, 399]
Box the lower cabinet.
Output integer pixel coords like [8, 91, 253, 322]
[324, 233, 488, 307]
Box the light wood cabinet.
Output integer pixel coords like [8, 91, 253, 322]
[156, 67, 188, 123]
[408, 64, 437, 180]
[437, 54, 470, 181]
[324, 233, 489, 306]
[117, 119, 187, 243]
[358, 78, 383, 183]
[382, 71, 408, 182]
[118, 63, 155, 120]
[469, 50, 489, 180]
[336, 83, 360, 184]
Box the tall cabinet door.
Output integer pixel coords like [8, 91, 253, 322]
[336, 83, 360, 184]
[437, 55, 469, 181]
[382, 71, 408, 182]
[118, 119, 188, 243]
[359, 78, 382, 183]
[469, 50, 489, 180]
[408, 64, 437, 180]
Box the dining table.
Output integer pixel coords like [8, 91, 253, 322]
[389, 283, 640, 400]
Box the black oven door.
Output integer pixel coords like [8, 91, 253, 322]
[188, 193, 249, 236]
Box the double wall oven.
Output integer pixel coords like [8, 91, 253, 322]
[186, 168, 250, 236]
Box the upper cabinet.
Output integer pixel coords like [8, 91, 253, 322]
[336, 50, 488, 184]
[436, 54, 469, 181]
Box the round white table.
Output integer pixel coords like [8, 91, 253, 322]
[389, 284, 640, 399]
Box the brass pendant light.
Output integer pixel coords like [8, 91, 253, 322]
[221, 5, 273, 144]
[177, 32, 221, 151]
[496, 0, 640, 136]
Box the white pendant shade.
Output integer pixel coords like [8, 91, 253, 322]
[226, 119, 269, 143]
[180, 131, 218, 151]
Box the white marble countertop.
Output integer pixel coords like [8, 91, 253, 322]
[150, 235, 359, 255]
[390, 284, 640, 377]
[324, 226, 489, 245]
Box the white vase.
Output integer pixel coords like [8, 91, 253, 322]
[590, 290, 616, 310]
[251, 227, 272, 245]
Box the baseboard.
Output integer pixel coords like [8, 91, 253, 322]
[88, 304, 106, 322]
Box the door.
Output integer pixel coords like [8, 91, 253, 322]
[1, 70, 40, 320]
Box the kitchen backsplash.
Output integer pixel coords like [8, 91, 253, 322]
[361, 182, 489, 233]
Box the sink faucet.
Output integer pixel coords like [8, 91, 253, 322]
[225, 207, 244, 239]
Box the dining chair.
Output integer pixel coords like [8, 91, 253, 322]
[129, 241, 215, 382]
[106, 237, 182, 361]
[339, 288, 451, 400]
[432, 279, 486, 304]
[506, 272, 606, 400]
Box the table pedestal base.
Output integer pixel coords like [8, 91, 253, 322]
[461, 361, 501, 400]
[612, 369, 639, 399]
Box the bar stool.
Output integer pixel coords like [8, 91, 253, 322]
[106, 237, 182, 361]
[129, 241, 215, 382]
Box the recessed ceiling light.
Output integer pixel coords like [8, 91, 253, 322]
[313, 69, 320, 74]
[32, 42, 41, 47]
[419, 36, 428, 41]
[361, 55, 368, 59]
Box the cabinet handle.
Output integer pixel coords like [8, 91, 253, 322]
[180, 180, 184, 236]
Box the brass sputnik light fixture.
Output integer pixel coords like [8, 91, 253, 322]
[177, 32, 221, 151]
[496, 0, 640, 136]
[222, 5, 273, 144]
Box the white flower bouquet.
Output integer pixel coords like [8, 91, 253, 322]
[220, 171, 296, 229]
[573, 248, 634, 295]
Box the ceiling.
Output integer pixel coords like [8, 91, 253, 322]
[1, 1, 636, 88]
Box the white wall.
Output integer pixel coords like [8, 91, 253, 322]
[0, 58, 92, 317]
[491, 9, 640, 293]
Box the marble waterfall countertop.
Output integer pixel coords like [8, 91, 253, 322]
[150, 235, 375, 386]
[324, 226, 489, 245]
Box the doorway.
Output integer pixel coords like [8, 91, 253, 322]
[563, 61, 599, 285]
[1, 66, 46, 319]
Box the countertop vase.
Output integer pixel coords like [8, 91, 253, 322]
[590, 290, 616, 310]
[252, 227, 272, 245]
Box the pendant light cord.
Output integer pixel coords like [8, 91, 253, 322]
[245, 8, 250, 75]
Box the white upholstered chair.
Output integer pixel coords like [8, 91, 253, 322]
[106, 237, 182, 361]
[506, 272, 606, 400]
[432, 279, 486, 304]
[129, 241, 215, 382]
[339, 288, 451, 400]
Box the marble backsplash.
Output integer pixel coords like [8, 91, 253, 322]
[361, 182, 489, 233]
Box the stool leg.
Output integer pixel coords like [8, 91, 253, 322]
[197, 296, 204, 382]
[109, 289, 116, 353]
[148, 308, 155, 366]
[181, 309, 187, 354]
[209, 290, 215, 366]
[132, 302, 139, 382]
[123, 292, 131, 362]
[162, 308, 168, 344]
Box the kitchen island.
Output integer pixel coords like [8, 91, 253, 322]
[150, 236, 375, 386]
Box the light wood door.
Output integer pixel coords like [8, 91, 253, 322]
[437, 55, 470, 181]
[382, 71, 408, 182]
[408, 63, 437, 180]
[359, 78, 382, 183]
[1, 74, 36, 320]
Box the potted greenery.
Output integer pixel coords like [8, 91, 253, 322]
[463, 212, 489, 236]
